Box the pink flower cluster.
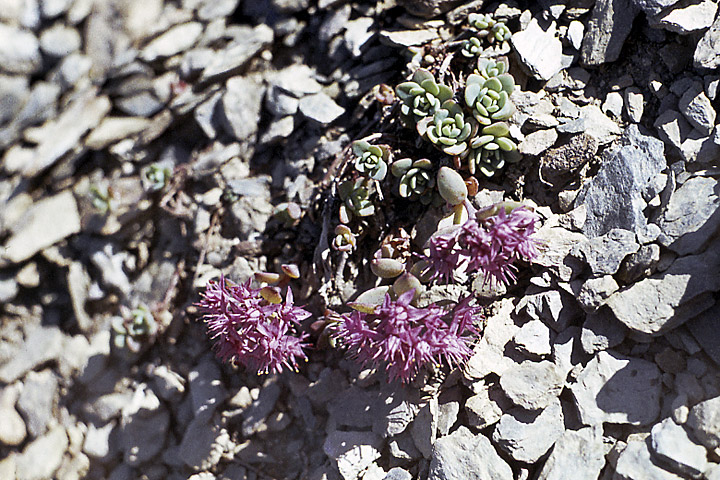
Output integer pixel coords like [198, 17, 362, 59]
[337, 290, 480, 383]
[425, 204, 539, 285]
[196, 276, 310, 374]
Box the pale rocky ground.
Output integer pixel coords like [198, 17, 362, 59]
[1, 1, 720, 480]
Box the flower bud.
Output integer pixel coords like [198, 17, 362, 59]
[437, 167, 468, 206]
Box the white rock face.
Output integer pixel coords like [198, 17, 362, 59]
[650, 417, 708, 477]
[500, 361, 563, 410]
[492, 398, 565, 463]
[511, 18, 564, 81]
[570, 350, 661, 426]
[429, 426, 512, 480]
[537, 427, 605, 480]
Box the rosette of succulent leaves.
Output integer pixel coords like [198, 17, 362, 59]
[352, 140, 390, 181]
[465, 57, 516, 126]
[468, 12, 512, 44]
[396, 68, 453, 128]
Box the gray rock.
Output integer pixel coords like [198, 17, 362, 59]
[679, 87, 716, 135]
[632, 0, 679, 15]
[680, 128, 720, 163]
[266, 85, 300, 116]
[40, 0, 73, 18]
[602, 91, 623, 119]
[686, 307, 720, 367]
[373, 386, 419, 438]
[513, 320, 552, 358]
[197, 0, 239, 20]
[574, 125, 666, 238]
[178, 416, 230, 471]
[90, 244, 132, 297]
[657, 176, 719, 256]
[194, 90, 222, 139]
[323, 430, 383, 480]
[200, 25, 273, 82]
[606, 237, 720, 335]
[522, 289, 581, 333]
[411, 399, 437, 459]
[120, 403, 170, 466]
[552, 326, 583, 381]
[380, 28, 439, 48]
[570, 350, 661, 426]
[694, 14, 720, 70]
[343, 17, 375, 57]
[242, 380, 281, 436]
[624, 87, 644, 122]
[0, 74, 29, 126]
[260, 115, 295, 144]
[85, 116, 152, 150]
[687, 396, 720, 449]
[17, 370, 57, 438]
[655, 109, 694, 150]
[707, 464, 720, 480]
[15, 426, 68, 480]
[83, 421, 115, 459]
[327, 386, 377, 430]
[651, 0, 718, 34]
[189, 357, 227, 422]
[511, 18, 564, 81]
[2, 89, 111, 177]
[384, 467, 412, 480]
[0, 274, 18, 303]
[39, 23, 81, 58]
[429, 426, 512, 480]
[463, 299, 519, 380]
[557, 105, 621, 145]
[539, 133, 598, 187]
[299, 92, 345, 124]
[518, 128, 558, 156]
[577, 275, 619, 312]
[150, 365, 186, 402]
[567, 20, 585, 50]
[388, 430, 422, 463]
[581, 309, 626, 354]
[219, 75, 265, 143]
[437, 401, 459, 437]
[269, 64, 323, 97]
[572, 229, 639, 275]
[141, 22, 203, 61]
[0, 384, 27, 446]
[615, 438, 683, 480]
[500, 361, 564, 410]
[52, 53, 93, 91]
[617, 244, 661, 283]
[492, 398, 565, 463]
[0, 23, 41, 74]
[650, 417, 708, 477]
[465, 385, 507, 429]
[0, 326, 65, 383]
[581, 0, 639, 65]
[536, 426, 605, 480]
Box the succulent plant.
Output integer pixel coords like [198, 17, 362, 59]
[466, 122, 521, 177]
[418, 100, 475, 156]
[436, 166, 468, 206]
[273, 202, 303, 227]
[352, 140, 390, 181]
[332, 224, 357, 252]
[141, 163, 172, 192]
[90, 184, 115, 214]
[396, 68, 453, 125]
[468, 13, 512, 44]
[338, 178, 375, 223]
[112, 304, 158, 353]
[464, 61, 515, 126]
[391, 158, 435, 204]
[460, 37, 484, 58]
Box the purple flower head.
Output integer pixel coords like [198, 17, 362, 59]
[336, 290, 479, 383]
[196, 276, 310, 374]
[423, 203, 539, 286]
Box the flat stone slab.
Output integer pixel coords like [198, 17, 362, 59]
[570, 350, 661, 426]
[605, 236, 720, 335]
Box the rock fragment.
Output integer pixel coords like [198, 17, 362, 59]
[15, 426, 68, 480]
[614, 438, 683, 480]
[574, 125, 666, 238]
[651, 0, 718, 34]
[570, 350, 661, 426]
[572, 229, 639, 275]
[650, 417, 708, 477]
[428, 426, 512, 480]
[492, 398, 565, 463]
[694, 14, 720, 69]
[299, 92, 345, 124]
[0, 327, 65, 383]
[687, 396, 720, 449]
[323, 430, 383, 480]
[581, 0, 638, 65]
[500, 361, 564, 410]
[511, 18, 564, 81]
[678, 86, 716, 135]
[536, 426, 605, 480]
[606, 237, 720, 335]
